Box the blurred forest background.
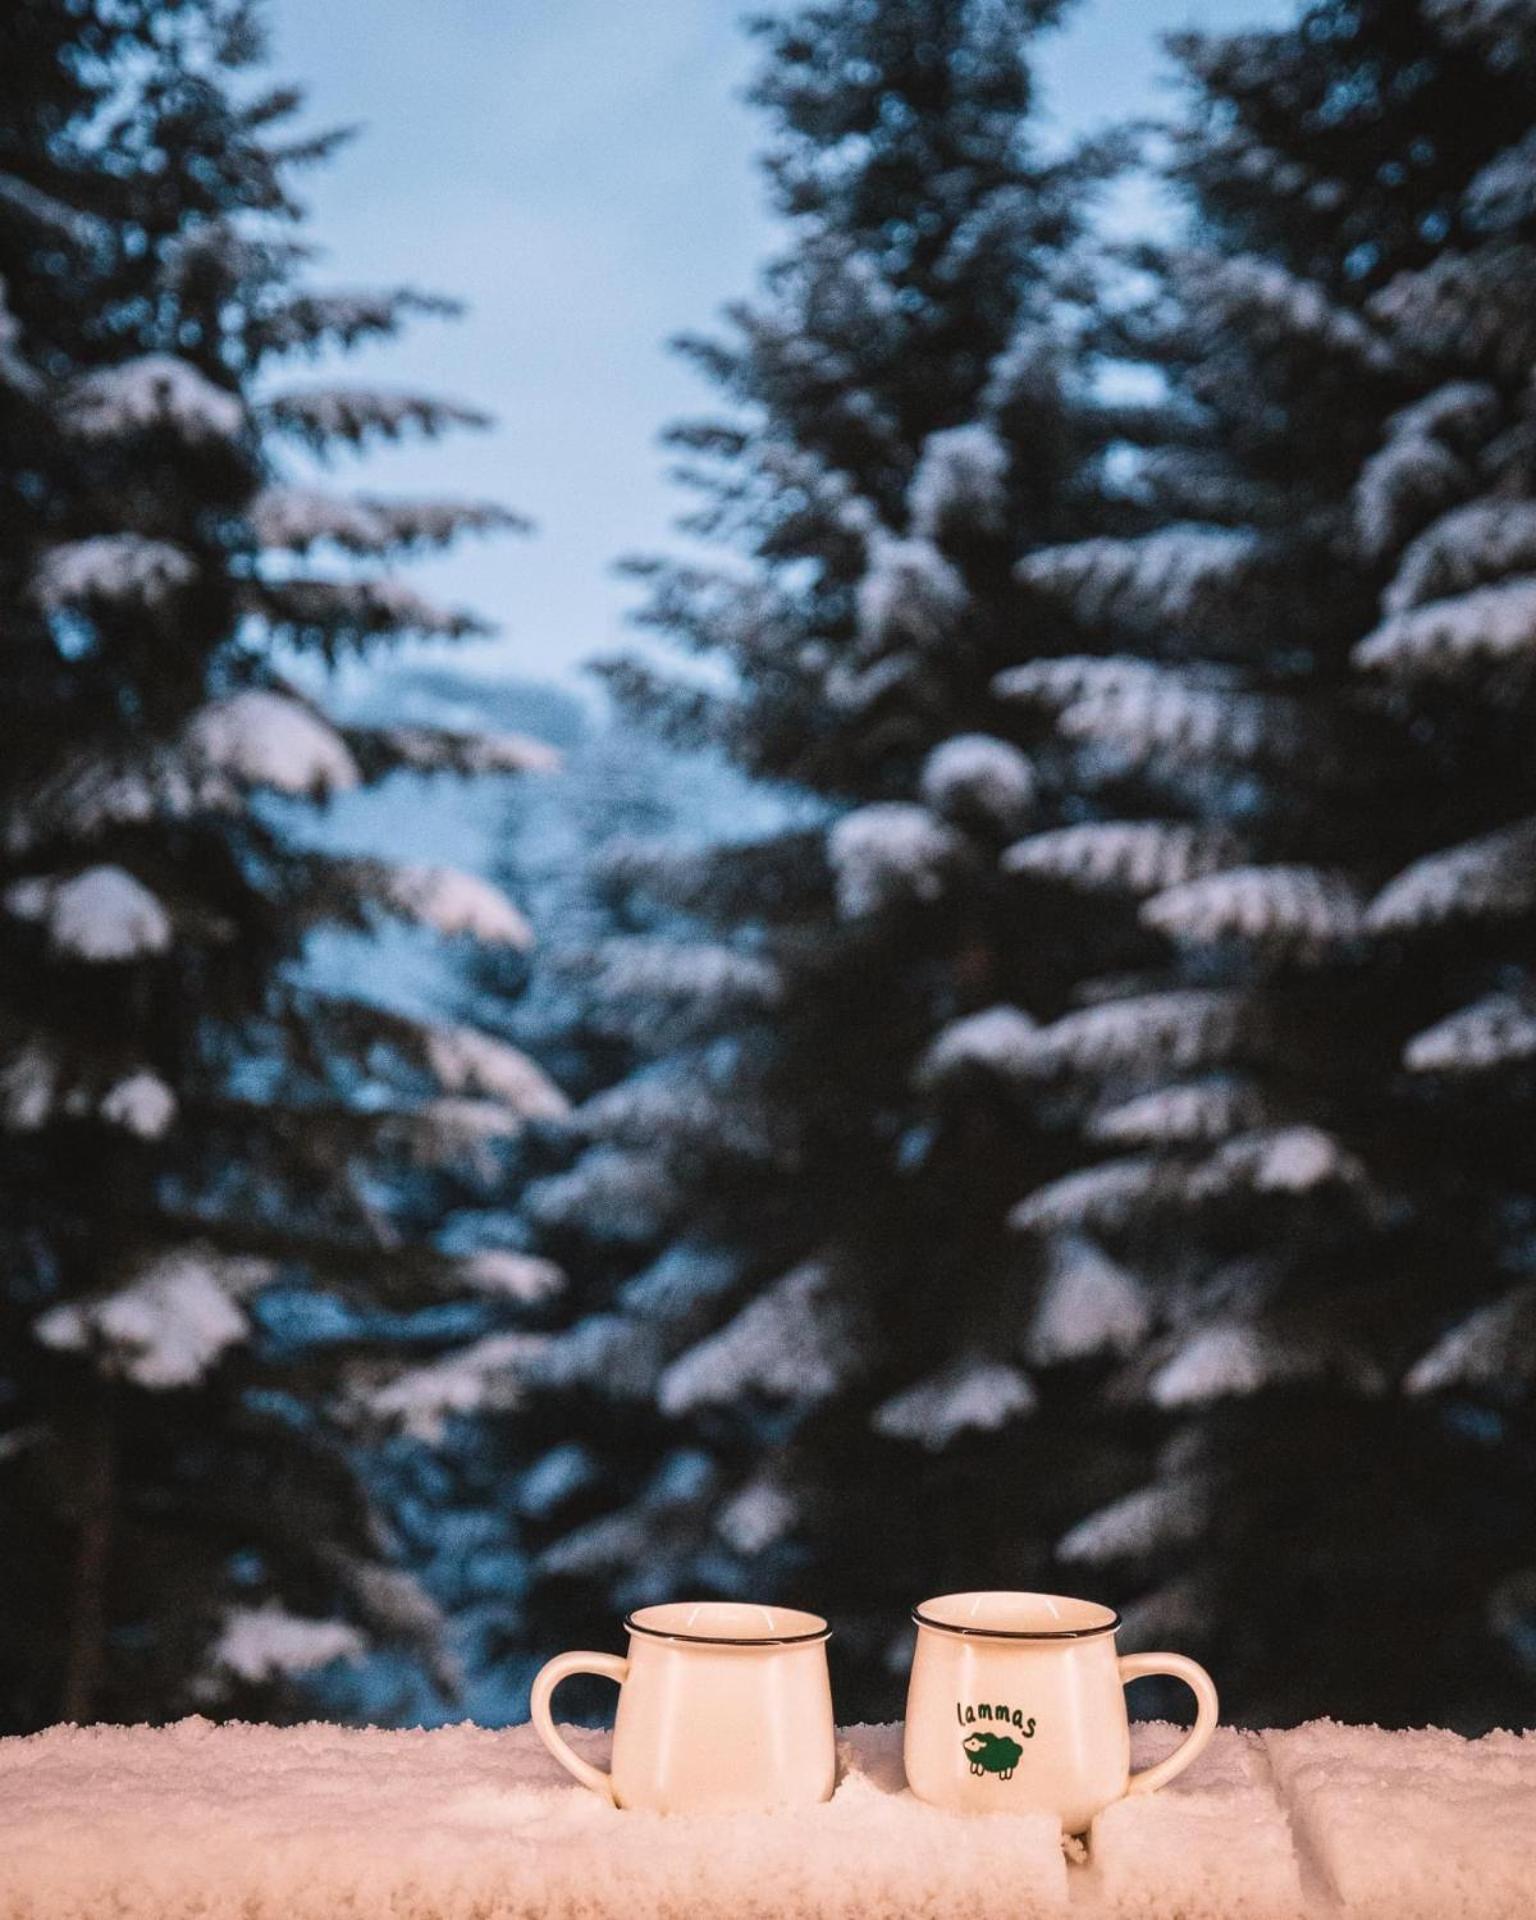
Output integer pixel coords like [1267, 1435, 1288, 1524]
[2, 0, 1535, 1740]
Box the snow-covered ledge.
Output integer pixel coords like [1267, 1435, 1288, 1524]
[1, 1717, 1532, 1918]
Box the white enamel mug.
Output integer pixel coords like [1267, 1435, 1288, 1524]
[904, 1591, 1218, 1832]
[530, 1600, 837, 1812]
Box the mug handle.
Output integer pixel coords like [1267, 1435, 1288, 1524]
[1118, 1651, 1219, 1796]
[529, 1650, 630, 1804]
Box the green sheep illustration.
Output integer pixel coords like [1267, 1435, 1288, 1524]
[963, 1730, 1024, 1780]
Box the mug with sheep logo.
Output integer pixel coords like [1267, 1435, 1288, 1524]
[904, 1591, 1218, 1832]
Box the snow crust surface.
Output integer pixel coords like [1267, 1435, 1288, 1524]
[1, 1716, 1529, 1918]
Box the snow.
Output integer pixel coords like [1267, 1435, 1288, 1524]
[423, 1022, 569, 1118]
[1264, 1718, 1536, 1919]
[872, 1355, 1036, 1448]
[454, 1250, 565, 1303]
[1004, 821, 1245, 895]
[992, 654, 1170, 711]
[918, 1004, 1039, 1086]
[525, 1148, 681, 1244]
[250, 489, 517, 556]
[0, 1717, 1531, 1918]
[0, 1042, 56, 1131]
[1010, 1156, 1170, 1235]
[1058, 681, 1298, 768]
[582, 938, 782, 1015]
[524, 1315, 667, 1401]
[716, 1475, 798, 1554]
[1202, 1125, 1362, 1197]
[1141, 867, 1365, 956]
[1466, 126, 1536, 230]
[908, 423, 1009, 539]
[1354, 579, 1536, 680]
[1384, 501, 1536, 614]
[1368, 818, 1536, 930]
[855, 533, 968, 652]
[1403, 992, 1536, 1073]
[32, 534, 194, 610]
[1027, 1237, 1151, 1364]
[1018, 528, 1259, 633]
[211, 1606, 365, 1685]
[381, 864, 535, 949]
[1010, 990, 1254, 1080]
[1088, 1079, 1266, 1147]
[659, 1260, 860, 1414]
[5, 865, 172, 962]
[1174, 252, 1398, 373]
[368, 1334, 545, 1442]
[920, 734, 1036, 834]
[33, 1249, 272, 1389]
[64, 354, 245, 443]
[98, 1069, 178, 1139]
[184, 690, 361, 797]
[1404, 1281, 1536, 1395]
[1089, 1723, 1306, 1920]
[1150, 1325, 1280, 1407]
[827, 803, 964, 917]
[1058, 1480, 1206, 1563]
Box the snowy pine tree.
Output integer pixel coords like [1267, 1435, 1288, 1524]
[504, 0, 1154, 1713]
[0, 0, 559, 1729]
[993, 0, 1536, 1726]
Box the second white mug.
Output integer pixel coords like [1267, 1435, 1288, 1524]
[903, 1589, 1218, 1831]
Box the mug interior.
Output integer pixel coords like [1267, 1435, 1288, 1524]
[625, 1600, 830, 1645]
[912, 1590, 1119, 1639]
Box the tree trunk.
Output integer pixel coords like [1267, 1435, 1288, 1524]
[60, 1396, 115, 1724]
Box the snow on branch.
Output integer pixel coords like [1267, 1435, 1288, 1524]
[258, 387, 492, 453]
[250, 489, 526, 555]
[920, 735, 1036, 835]
[1466, 127, 1536, 231]
[523, 1315, 667, 1402]
[1017, 528, 1261, 637]
[1010, 1156, 1175, 1235]
[63, 354, 245, 443]
[331, 859, 534, 949]
[1058, 1478, 1207, 1563]
[345, 723, 560, 781]
[368, 1334, 545, 1442]
[917, 1005, 1039, 1089]
[827, 803, 966, 917]
[33, 1247, 273, 1389]
[1173, 250, 1399, 374]
[908, 423, 1009, 541]
[525, 1148, 681, 1245]
[1148, 1323, 1323, 1408]
[1141, 865, 1366, 957]
[1350, 382, 1493, 562]
[855, 533, 968, 653]
[0, 170, 109, 250]
[1354, 578, 1536, 682]
[578, 938, 781, 1017]
[1026, 1237, 1150, 1364]
[872, 1356, 1036, 1449]
[1404, 992, 1536, 1073]
[1386, 502, 1536, 615]
[1087, 1077, 1268, 1147]
[0, 1046, 176, 1140]
[1004, 821, 1246, 895]
[1370, 246, 1536, 382]
[992, 654, 1179, 710]
[4, 866, 172, 962]
[1405, 1281, 1536, 1394]
[1368, 817, 1536, 930]
[184, 689, 361, 797]
[211, 1605, 364, 1684]
[658, 1260, 864, 1415]
[243, 576, 491, 648]
[453, 1250, 565, 1303]
[716, 1475, 799, 1556]
[420, 1021, 568, 1117]
[32, 535, 194, 612]
[1000, 989, 1260, 1080]
[1057, 678, 1310, 769]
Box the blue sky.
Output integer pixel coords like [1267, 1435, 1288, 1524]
[267, 0, 1281, 689]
